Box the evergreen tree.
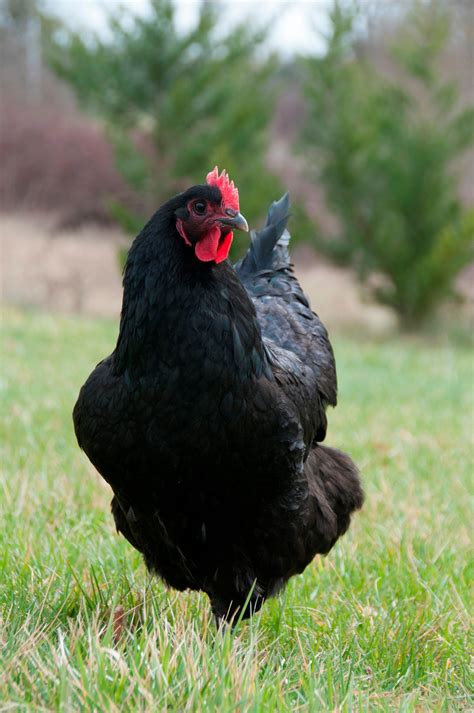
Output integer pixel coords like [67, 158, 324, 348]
[301, 1, 473, 328]
[50, 0, 281, 242]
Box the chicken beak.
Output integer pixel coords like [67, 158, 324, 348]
[219, 211, 249, 232]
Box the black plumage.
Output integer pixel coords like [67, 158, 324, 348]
[73, 183, 363, 622]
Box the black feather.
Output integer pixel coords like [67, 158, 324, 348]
[73, 183, 363, 624]
[236, 192, 291, 276]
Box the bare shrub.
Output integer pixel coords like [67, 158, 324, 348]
[0, 100, 141, 228]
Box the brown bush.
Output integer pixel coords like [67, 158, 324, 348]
[0, 101, 139, 228]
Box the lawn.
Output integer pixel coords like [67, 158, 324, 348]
[1, 307, 472, 711]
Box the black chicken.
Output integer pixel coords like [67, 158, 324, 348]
[73, 168, 363, 623]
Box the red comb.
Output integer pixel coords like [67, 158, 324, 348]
[206, 167, 239, 211]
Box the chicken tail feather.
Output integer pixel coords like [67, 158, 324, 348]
[307, 445, 364, 554]
[236, 192, 291, 276]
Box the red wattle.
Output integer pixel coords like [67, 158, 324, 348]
[195, 226, 233, 264]
[215, 231, 233, 263]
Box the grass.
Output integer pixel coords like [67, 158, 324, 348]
[0, 306, 472, 711]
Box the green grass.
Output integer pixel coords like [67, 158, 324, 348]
[1, 307, 472, 711]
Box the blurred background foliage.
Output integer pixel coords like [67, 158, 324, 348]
[49, 0, 283, 238]
[0, 0, 473, 329]
[301, 1, 474, 328]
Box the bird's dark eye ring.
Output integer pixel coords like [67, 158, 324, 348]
[193, 201, 206, 215]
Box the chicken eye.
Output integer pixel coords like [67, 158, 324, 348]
[193, 201, 206, 215]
